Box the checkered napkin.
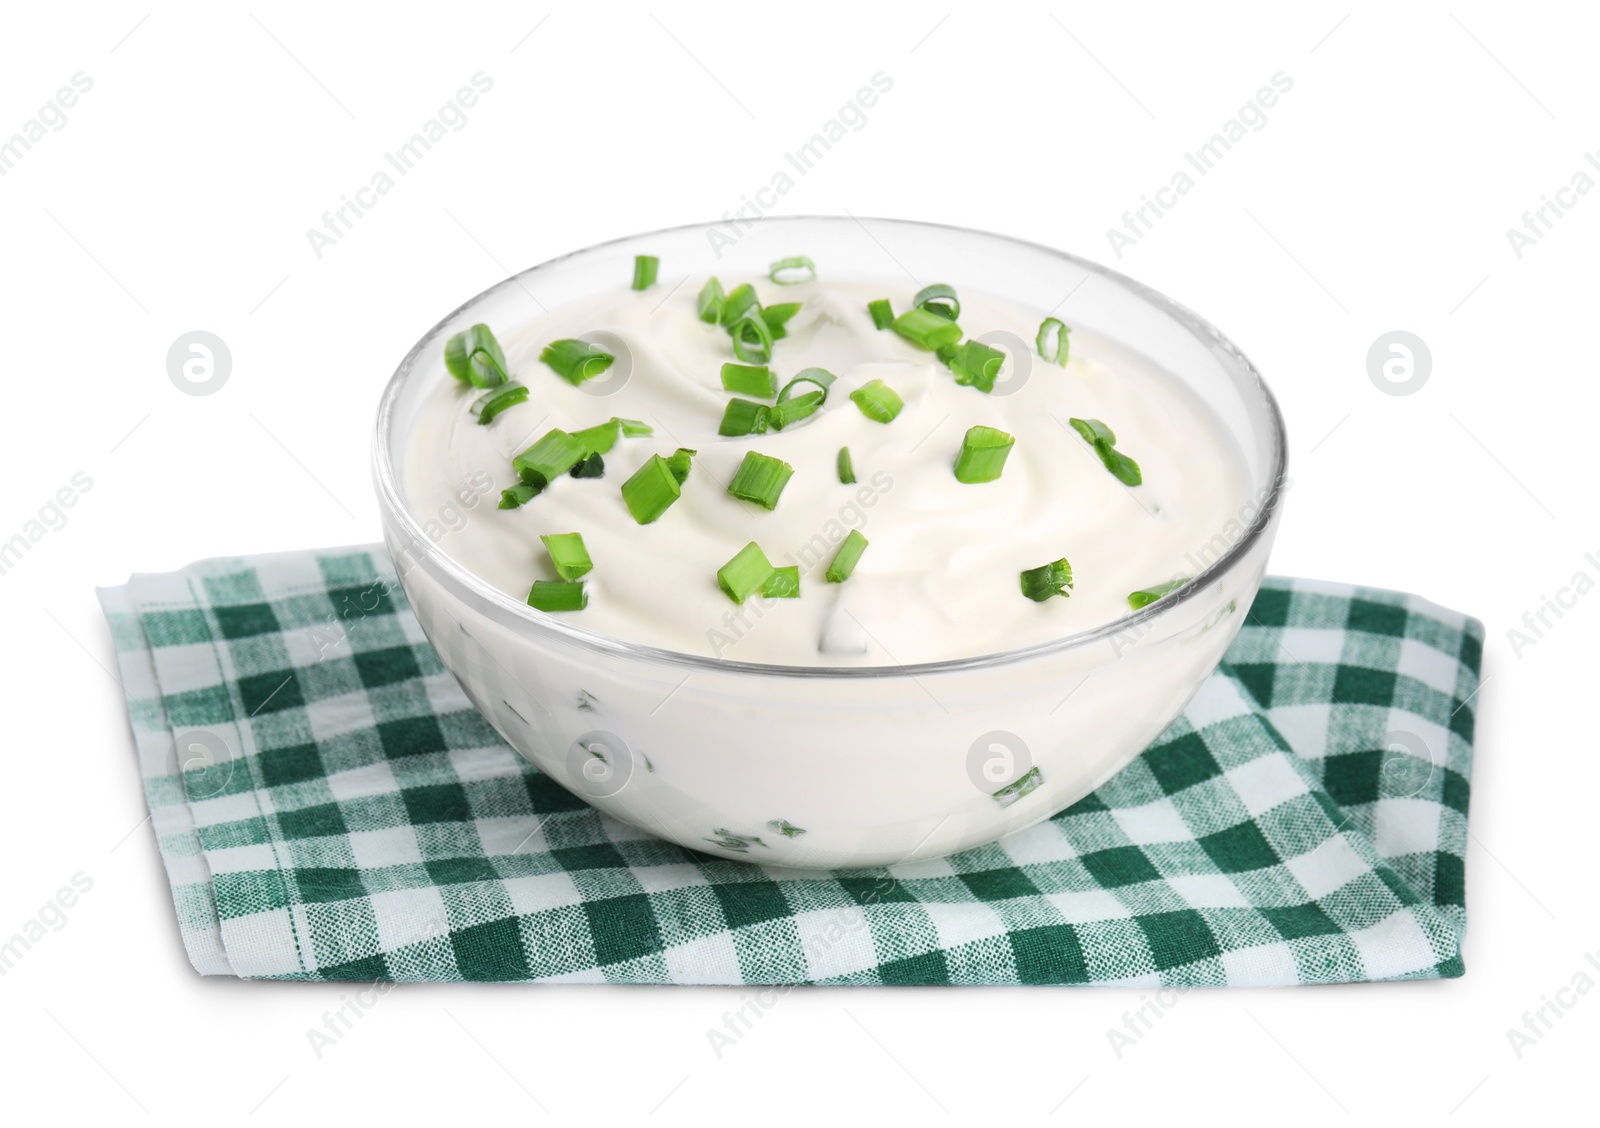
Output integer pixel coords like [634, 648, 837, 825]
[97, 548, 1482, 985]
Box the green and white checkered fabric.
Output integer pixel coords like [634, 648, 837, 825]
[97, 548, 1482, 985]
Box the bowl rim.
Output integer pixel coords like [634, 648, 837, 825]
[373, 214, 1288, 679]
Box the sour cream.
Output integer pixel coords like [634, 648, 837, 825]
[402, 276, 1248, 666]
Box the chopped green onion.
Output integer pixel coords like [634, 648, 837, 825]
[540, 532, 593, 580]
[761, 302, 801, 340]
[837, 446, 856, 484]
[499, 482, 541, 509]
[631, 254, 659, 290]
[616, 417, 654, 437]
[912, 283, 960, 320]
[770, 390, 824, 430]
[717, 542, 777, 604]
[718, 398, 772, 436]
[528, 579, 588, 612]
[935, 342, 958, 367]
[727, 451, 793, 510]
[721, 362, 777, 399]
[1037, 317, 1070, 365]
[1128, 578, 1188, 609]
[697, 277, 726, 323]
[666, 447, 695, 485]
[849, 378, 904, 424]
[779, 367, 835, 403]
[949, 340, 1006, 393]
[572, 419, 621, 455]
[569, 452, 604, 479]
[465, 353, 506, 387]
[469, 353, 506, 387]
[825, 529, 868, 583]
[719, 282, 760, 327]
[730, 312, 774, 364]
[514, 429, 590, 486]
[541, 339, 615, 386]
[762, 565, 800, 599]
[1020, 559, 1073, 602]
[769, 256, 817, 284]
[445, 324, 509, 388]
[1069, 417, 1117, 447]
[1099, 447, 1143, 486]
[472, 381, 528, 424]
[1069, 417, 1142, 486]
[892, 307, 963, 351]
[868, 299, 895, 330]
[954, 425, 1015, 484]
[620, 454, 682, 524]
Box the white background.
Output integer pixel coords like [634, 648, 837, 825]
[0, 1, 1592, 1123]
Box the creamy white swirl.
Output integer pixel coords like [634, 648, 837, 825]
[402, 275, 1247, 665]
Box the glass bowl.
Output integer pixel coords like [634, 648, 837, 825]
[373, 216, 1287, 868]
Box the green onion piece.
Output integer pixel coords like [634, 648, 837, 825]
[934, 342, 958, 367]
[1020, 558, 1073, 602]
[1069, 418, 1142, 486]
[499, 482, 541, 509]
[892, 307, 964, 351]
[631, 254, 659, 290]
[616, 417, 654, 437]
[950, 340, 1006, 393]
[569, 452, 604, 479]
[1099, 446, 1143, 487]
[1037, 317, 1070, 365]
[849, 378, 904, 424]
[825, 529, 868, 583]
[445, 323, 509, 388]
[769, 256, 817, 284]
[514, 429, 590, 486]
[472, 381, 528, 424]
[761, 302, 802, 340]
[540, 532, 593, 580]
[719, 282, 760, 327]
[469, 352, 507, 388]
[667, 447, 695, 485]
[954, 425, 1015, 484]
[730, 312, 774, 364]
[837, 446, 856, 484]
[727, 451, 794, 510]
[718, 398, 772, 437]
[762, 565, 800, 599]
[540, 339, 615, 386]
[463, 348, 507, 388]
[913, 283, 960, 320]
[868, 299, 895, 330]
[717, 542, 777, 604]
[619, 454, 682, 524]
[778, 367, 835, 403]
[528, 579, 588, 612]
[1128, 578, 1188, 609]
[770, 390, 824, 430]
[697, 277, 726, 324]
[720, 362, 777, 399]
[572, 419, 621, 455]
[1069, 417, 1117, 447]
